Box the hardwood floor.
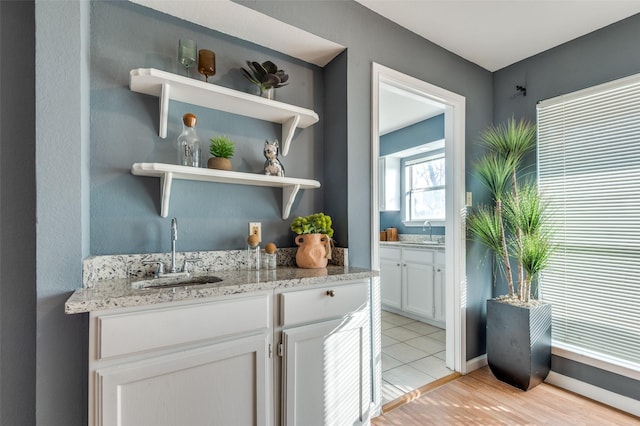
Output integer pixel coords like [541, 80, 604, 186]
[372, 367, 640, 425]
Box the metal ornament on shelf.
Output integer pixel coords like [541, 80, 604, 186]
[263, 139, 285, 177]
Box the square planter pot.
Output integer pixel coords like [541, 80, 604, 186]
[486, 298, 552, 391]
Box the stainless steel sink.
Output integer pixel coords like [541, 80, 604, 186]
[132, 274, 223, 289]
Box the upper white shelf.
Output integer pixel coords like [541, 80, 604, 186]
[131, 163, 320, 220]
[129, 68, 319, 156]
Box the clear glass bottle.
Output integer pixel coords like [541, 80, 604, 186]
[177, 113, 201, 167]
[247, 235, 260, 270]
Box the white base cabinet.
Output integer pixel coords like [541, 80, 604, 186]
[89, 292, 273, 426]
[380, 245, 445, 327]
[88, 280, 372, 426]
[379, 250, 402, 309]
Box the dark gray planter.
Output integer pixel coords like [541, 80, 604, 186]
[486, 298, 552, 391]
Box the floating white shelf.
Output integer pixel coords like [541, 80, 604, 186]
[131, 163, 320, 220]
[129, 68, 319, 156]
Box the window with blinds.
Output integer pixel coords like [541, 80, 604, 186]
[537, 74, 640, 370]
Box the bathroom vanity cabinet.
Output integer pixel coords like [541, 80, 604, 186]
[85, 277, 371, 426]
[380, 245, 445, 327]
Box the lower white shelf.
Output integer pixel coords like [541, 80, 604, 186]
[131, 162, 321, 219]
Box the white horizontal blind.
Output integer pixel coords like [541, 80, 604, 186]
[537, 74, 640, 369]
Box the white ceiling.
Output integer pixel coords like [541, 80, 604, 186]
[355, 0, 640, 71]
[379, 82, 445, 135]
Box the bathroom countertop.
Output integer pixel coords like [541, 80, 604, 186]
[380, 241, 445, 249]
[65, 265, 376, 314]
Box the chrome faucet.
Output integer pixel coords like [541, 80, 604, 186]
[170, 217, 178, 273]
[142, 217, 201, 279]
[422, 220, 433, 241]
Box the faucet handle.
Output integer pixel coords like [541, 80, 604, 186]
[182, 258, 202, 274]
[143, 260, 165, 278]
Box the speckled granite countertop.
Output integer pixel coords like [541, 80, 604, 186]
[380, 234, 445, 249]
[65, 248, 376, 314]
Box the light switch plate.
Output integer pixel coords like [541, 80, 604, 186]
[466, 192, 472, 207]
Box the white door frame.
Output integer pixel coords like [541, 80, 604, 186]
[370, 62, 467, 410]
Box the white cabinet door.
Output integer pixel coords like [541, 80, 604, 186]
[380, 247, 402, 309]
[403, 259, 435, 319]
[96, 333, 271, 426]
[380, 257, 402, 309]
[282, 312, 369, 426]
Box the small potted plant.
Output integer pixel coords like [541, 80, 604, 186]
[290, 213, 334, 269]
[208, 136, 234, 171]
[241, 60, 289, 99]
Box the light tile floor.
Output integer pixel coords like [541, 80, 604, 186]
[381, 310, 452, 404]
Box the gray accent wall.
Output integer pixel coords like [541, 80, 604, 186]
[0, 2, 36, 425]
[493, 13, 640, 402]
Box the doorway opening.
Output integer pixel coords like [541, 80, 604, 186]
[370, 63, 467, 410]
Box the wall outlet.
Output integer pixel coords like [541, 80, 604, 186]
[249, 222, 262, 242]
[466, 191, 473, 207]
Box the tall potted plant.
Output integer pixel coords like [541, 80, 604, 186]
[467, 117, 555, 390]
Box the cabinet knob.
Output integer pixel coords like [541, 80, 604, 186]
[326, 290, 335, 297]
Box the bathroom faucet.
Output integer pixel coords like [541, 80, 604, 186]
[422, 220, 432, 241]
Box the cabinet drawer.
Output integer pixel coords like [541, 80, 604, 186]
[280, 281, 369, 326]
[380, 246, 401, 260]
[402, 248, 433, 263]
[96, 294, 270, 360]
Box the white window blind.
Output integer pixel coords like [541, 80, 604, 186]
[537, 74, 640, 370]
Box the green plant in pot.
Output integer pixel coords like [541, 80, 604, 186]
[241, 60, 289, 99]
[290, 213, 334, 269]
[467, 117, 555, 391]
[208, 136, 234, 171]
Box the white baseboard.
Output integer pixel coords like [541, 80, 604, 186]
[464, 354, 487, 374]
[545, 371, 640, 417]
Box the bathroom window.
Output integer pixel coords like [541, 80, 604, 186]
[403, 153, 445, 224]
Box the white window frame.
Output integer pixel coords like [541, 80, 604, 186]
[402, 151, 445, 227]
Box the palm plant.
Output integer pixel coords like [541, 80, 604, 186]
[467, 118, 553, 303]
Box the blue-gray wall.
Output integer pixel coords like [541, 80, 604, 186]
[379, 114, 444, 157]
[90, 1, 325, 254]
[493, 13, 640, 401]
[379, 114, 446, 234]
